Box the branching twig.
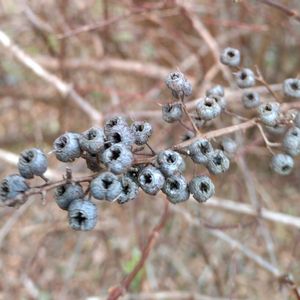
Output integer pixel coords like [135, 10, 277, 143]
[180, 96, 201, 134]
[254, 65, 281, 103]
[256, 123, 281, 154]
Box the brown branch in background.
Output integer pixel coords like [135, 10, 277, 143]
[58, 2, 168, 39]
[258, 0, 300, 23]
[107, 199, 169, 300]
[0, 30, 103, 125]
[177, 1, 233, 84]
[36, 56, 173, 81]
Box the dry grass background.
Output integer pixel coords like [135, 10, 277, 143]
[0, 0, 300, 299]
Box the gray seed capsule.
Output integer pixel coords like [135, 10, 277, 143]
[188, 138, 214, 165]
[68, 199, 97, 231]
[220, 47, 241, 67]
[117, 176, 139, 204]
[242, 91, 261, 109]
[101, 143, 133, 174]
[91, 172, 122, 201]
[53, 132, 81, 162]
[104, 116, 128, 136]
[0, 174, 29, 206]
[210, 94, 227, 110]
[157, 150, 185, 176]
[189, 175, 215, 203]
[162, 103, 183, 123]
[220, 137, 237, 156]
[265, 124, 287, 136]
[131, 121, 152, 145]
[282, 126, 300, 157]
[257, 102, 280, 126]
[271, 153, 294, 175]
[207, 150, 230, 175]
[55, 183, 84, 210]
[196, 97, 222, 121]
[79, 127, 105, 154]
[206, 85, 225, 97]
[162, 174, 189, 204]
[138, 166, 165, 195]
[165, 71, 192, 99]
[283, 78, 300, 98]
[106, 124, 135, 149]
[234, 68, 256, 88]
[18, 148, 48, 179]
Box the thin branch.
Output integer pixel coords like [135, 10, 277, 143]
[173, 205, 282, 277]
[0, 173, 96, 207]
[258, 0, 300, 23]
[95, 292, 235, 300]
[36, 56, 173, 81]
[0, 30, 103, 124]
[173, 118, 257, 150]
[256, 123, 281, 154]
[107, 199, 169, 300]
[177, 1, 232, 84]
[254, 65, 281, 103]
[180, 96, 200, 134]
[57, 2, 167, 39]
[204, 197, 300, 229]
[0, 198, 35, 249]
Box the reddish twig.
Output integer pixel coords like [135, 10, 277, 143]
[254, 65, 281, 103]
[107, 199, 169, 300]
[57, 2, 168, 39]
[180, 96, 200, 134]
[258, 0, 300, 23]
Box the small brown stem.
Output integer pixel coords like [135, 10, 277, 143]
[180, 95, 201, 135]
[256, 123, 281, 154]
[65, 167, 73, 183]
[254, 65, 281, 103]
[258, 0, 300, 23]
[146, 142, 156, 155]
[40, 174, 49, 183]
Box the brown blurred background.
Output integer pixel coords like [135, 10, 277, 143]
[0, 1, 300, 299]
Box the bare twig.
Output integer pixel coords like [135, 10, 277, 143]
[258, 0, 300, 23]
[0, 174, 96, 207]
[57, 2, 167, 39]
[0, 198, 35, 249]
[36, 56, 173, 81]
[180, 96, 200, 134]
[177, 1, 233, 84]
[254, 65, 281, 103]
[107, 199, 169, 300]
[204, 197, 300, 229]
[256, 123, 281, 154]
[0, 30, 103, 124]
[174, 118, 258, 150]
[95, 292, 235, 300]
